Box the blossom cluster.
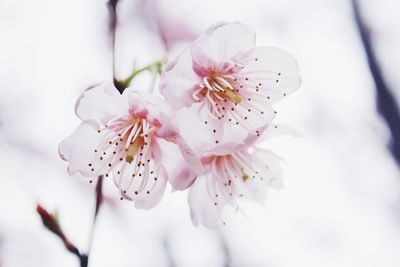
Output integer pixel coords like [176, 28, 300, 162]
[59, 22, 300, 228]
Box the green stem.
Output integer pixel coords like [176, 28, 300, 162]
[119, 59, 166, 89]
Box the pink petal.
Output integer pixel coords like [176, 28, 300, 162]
[75, 82, 127, 124]
[191, 22, 255, 70]
[58, 120, 103, 176]
[127, 91, 182, 140]
[238, 46, 301, 104]
[160, 48, 200, 110]
[173, 102, 224, 155]
[251, 148, 283, 189]
[188, 175, 226, 228]
[112, 141, 168, 209]
[204, 125, 267, 156]
[158, 139, 199, 191]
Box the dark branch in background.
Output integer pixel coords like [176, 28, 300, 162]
[218, 232, 232, 267]
[94, 175, 104, 218]
[86, 176, 104, 267]
[351, 0, 400, 164]
[36, 205, 88, 267]
[161, 233, 177, 267]
[107, 0, 127, 94]
[37, 176, 104, 267]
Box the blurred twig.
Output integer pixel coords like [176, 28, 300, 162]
[161, 232, 177, 267]
[36, 204, 88, 267]
[107, 0, 126, 94]
[351, 0, 400, 164]
[86, 175, 104, 267]
[218, 231, 232, 267]
[37, 175, 104, 267]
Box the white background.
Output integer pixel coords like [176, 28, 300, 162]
[0, 0, 400, 266]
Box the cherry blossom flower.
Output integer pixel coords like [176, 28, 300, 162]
[160, 22, 300, 154]
[185, 128, 284, 228]
[59, 82, 199, 209]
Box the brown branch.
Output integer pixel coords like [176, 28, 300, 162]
[36, 204, 88, 267]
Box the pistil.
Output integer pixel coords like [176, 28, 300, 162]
[126, 137, 141, 163]
[223, 88, 242, 104]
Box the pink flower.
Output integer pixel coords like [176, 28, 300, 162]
[160, 22, 300, 154]
[59, 82, 199, 209]
[186, 129, 283, 228]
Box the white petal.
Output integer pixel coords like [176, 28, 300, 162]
[191, 22, 255, 69]
[174, 102, 224, 155]
[75, 82, 128, 124]
[250, 149, 283, 189]
[158, 139, 199, 191]
[58, 120, 103, 176]
[160, 48, 199, 110]
[188, 175, 226, 228]
[112, 145, 168, 209]
[240, 46, 301, 103]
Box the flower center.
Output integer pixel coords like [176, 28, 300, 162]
[195, 73, 242, 105]
[193, 61, 281, 144]
[205, 152, 266, 211]
[88, 116, 157, 177]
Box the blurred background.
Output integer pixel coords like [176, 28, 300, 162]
[1, 0, 400, 266]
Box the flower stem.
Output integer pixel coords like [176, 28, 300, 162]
[85, 175, 104, 267]
[118, 59, 166, 90]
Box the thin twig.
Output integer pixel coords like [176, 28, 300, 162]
[85, 175, 104, 267]
[351, 0, 400, 163]
[218, 231, 232, 267]
[107, 0, 126, 94]
[36, 204, 88, 267]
